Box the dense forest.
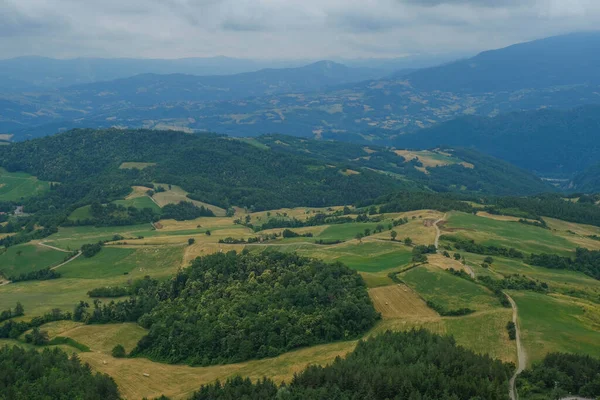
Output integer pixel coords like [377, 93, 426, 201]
[0, 346, 119, 400]
[518, 352, 600, 399]
[397, 105, 600, 176]
[186, 330, 513, 400]
[75, 251, 379, 365]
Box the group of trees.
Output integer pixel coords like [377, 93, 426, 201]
[87, 286, 131, 298]
[0, 346, 120, 400]
[81, 242, 103, 258]
[528, 247, 600, 280]
[441, 235, 525, 259]
[161, 201, 215, 220]
[73, 252, 379, 366]
[186, 330, 513, 400]
[0, 302, 24, 323]
[425, 300, 475, 317]
[518, 352, 600, 399]
[68, 202, 159, 227]
[0, 309, 72, 340]
[8, 267, 61, 283]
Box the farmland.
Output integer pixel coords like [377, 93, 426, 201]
[1, 205, 600, 399]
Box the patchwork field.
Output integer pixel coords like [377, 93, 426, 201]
[2, 206, 600, 399]
[0, 168, 50, 201]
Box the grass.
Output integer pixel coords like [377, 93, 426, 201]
[58, 248, 137, 279]
[512, 291, 600, 365]
[297, 241, 413, 273]
[114, 196, 161, 213]
[0, 168, 50, 201]
[444, 212, 576, 255]
[60, 246, 184, 279]
[44, 224, 156, 250]
[401, 265, 498, 311]
[68, 205, 93, 221]
[0, 244, 66, 277]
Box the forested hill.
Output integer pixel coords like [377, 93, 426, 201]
[0, 129, 404, 212]
[0, 129, 551, 213]
[572, 163, 600, 193]
[396, 106, 600, 177]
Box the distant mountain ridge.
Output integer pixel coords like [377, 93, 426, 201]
[2, 32, 600, 141]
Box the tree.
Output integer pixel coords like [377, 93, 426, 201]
[404, 237, 413, 246]
[355, 233, 364, 243]
[391, 231, 397, 241]
[112, 344, 126, 358]
[14, 302, 24, 316]
[454, 253, 461, 260]
[364, 228, 371, 236]
[484, 256, 494, 264]
[443, 251, 450, 258]
[16, 250, 22, 256]
[205, 230, 211, 236]
[188, 238, 195, 246]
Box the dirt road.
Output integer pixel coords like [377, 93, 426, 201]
[38, 242, 71, 253]
[51, 251, 82, 270]
[506, 293, 526, 400]
[433, 214, 446, 250]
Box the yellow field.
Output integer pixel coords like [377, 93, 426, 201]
[476, 211, 521, 222]
[369, 284, 438, 319]
[125, 186, 153, 200]
[152, 184, 226, 216]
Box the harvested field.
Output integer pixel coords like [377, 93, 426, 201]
[369, 284, 438, 319]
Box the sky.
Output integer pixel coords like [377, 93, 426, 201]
[1, 0, 600, 60]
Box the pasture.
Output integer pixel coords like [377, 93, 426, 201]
[512, 291, 600, 364]
[444, 212, 576, 255]
[0, 244, 66, 277]
[0, 168, 50, 201]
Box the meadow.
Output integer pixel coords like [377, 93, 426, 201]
[0, 168, 50, 201]
[1, 206, 600, 399]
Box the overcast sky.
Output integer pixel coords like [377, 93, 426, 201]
[1, 0, 599, 60]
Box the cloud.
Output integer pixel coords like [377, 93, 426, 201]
[0, 0, 599, 59]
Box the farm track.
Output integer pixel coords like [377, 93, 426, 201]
[38, 242, 71, 253]
[506, 293, 526, 400]
[433, 214, 446, 250]
[51, 251, 82, 270]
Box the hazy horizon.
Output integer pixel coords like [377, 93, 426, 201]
[2, 0, 600, 60]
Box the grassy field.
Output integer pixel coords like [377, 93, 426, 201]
[512, 291, 600, 365]
[401, 265, 499, 311]
[297, 241, 413, 273]
[444, 212, 576, 255]
[114, 196, 161, 213]
[0, 168, 50, 201]
[0, 244, 67, 277]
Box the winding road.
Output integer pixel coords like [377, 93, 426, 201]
[506, 293, 526, 400]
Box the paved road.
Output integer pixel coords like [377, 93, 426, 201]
[506, 293, 527, 400]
